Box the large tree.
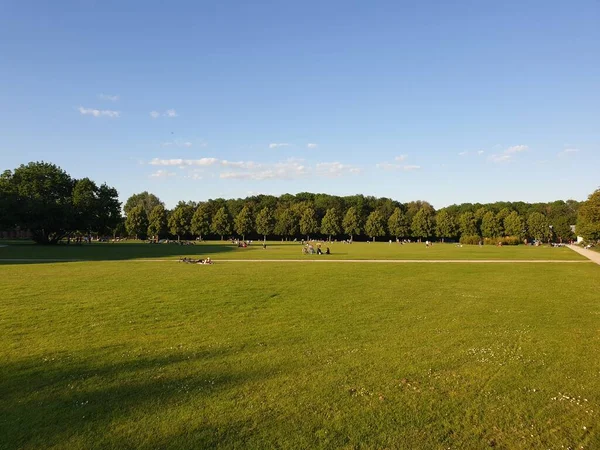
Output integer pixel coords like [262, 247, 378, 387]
[365, 210, 386, 242]
[503, 211, 525, 238]
[299, 207, 319, 241]
[320, 208, 341, 241]
[2, 162, 74, 244]
[0, 162, 120, 244]
[125, 204, 149, 240]
[255, 207, 275, 241]
[124, 191, 163, 217]
[234, 205, 254, 241]
[342, 206, 362, 241]
[458, 211, 478, 237]
[387, 207, 409, 240]
[576, 189, 600, 241]
[527, 212, 551, 242]
[435, 210, 458, 242]
[274, 209, 298, 239]
[191, 204, 211, 240]
[168, 202, 194, 242]
[147, 205, 168, 241]
[211, 206, 231, 240]
[480, 211, 502, 238]
[411, 206, 435, 240]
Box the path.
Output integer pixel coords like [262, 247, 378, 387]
[0, 258, 592, 264]
[567, 244, 600, 265]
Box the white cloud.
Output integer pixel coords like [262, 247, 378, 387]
[269, 143, 290, 149]
[150, 170, 176, 178]
[307, 143, 318, 149]
[489, 144, 528, 163]
[98, 93, 119, 102]
[149, 158, 219, 167]
[562, 148, 580, 153]
[149, 157, 362, 181]
[477, 150, 485, 155]
[162, 140, 193, 148]
[489, 154, 512, 163]
[376, 162, 421, 171]
[150, 111, 160, 119]
[458, 151, 469, 156]
[315, 162, 361, 177]
[221, 158, 308, 180]
[165, 109, 178, 118]
[78, 106, 120, 118]
[376, 155, 420, 171]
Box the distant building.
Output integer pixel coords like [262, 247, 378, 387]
[571, 225, 584, 243]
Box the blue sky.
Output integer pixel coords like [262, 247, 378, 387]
[1, 0, 598, 208]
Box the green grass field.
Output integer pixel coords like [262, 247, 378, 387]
[1, 244, 599, 449]
[0, 240, 586, 262]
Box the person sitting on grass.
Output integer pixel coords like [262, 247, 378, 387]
[317, 247, 323, 255]
[325, 247, 330, 255]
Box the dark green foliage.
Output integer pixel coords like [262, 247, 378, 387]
[0, 162, 120, 244]
[320, 208, 341, 240]
[576, 189, 600, 241]
[211, 207, 231, 240]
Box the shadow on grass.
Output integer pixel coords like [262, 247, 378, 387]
[0, 347, 273, 449]
[0, 242, 242, 265]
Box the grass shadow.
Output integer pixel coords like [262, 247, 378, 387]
[0, 347, 275, 449]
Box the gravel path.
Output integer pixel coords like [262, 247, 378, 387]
[0, 258, 592, 264]
[567, 244, 600, 265]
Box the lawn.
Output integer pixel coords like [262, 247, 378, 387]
[0, 240, 586, 262]
[1, 260, 599, 449]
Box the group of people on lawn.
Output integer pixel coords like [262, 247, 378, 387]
[179, 257, 213, 265]
[302, 242, 331, 255]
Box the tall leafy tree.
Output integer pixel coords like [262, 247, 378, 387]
[168, 202, 194, 242]
[211, 206, 231, 240]
[480, 211, 502, 238]
[342, 206, 362, 241]
[411, 206, 435, 240]
[191, 204, 211, 240]
[147, 205, 168, 240]
[459, 211, 478, 237]
[387, 207, 409, 240]
[1, 162, 74, 244]
[275, 209, 299, 238]
[234, 205, 254, 241]
[503, 211, 525, 238]
[576, 189, 600, 241]
[72, 178, 99, 240]
[320, 208, 341, 241]
[299, 207, 319, 240]
[255, 207, 275, 241]
[124, 191, 163, 217]
[125, 204, 149, 240]
[365, 210, 386, 241]
[96, 184, 122, 235]
[527, 212, 551, 242]
[435, 210, 458, 241]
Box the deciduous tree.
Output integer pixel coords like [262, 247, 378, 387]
[365, 210, 386, 242]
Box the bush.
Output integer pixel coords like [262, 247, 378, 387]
[459, 235, 482, 245]
[484, 236, 521, 246]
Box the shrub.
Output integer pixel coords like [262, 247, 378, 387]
[483, 236, 521, 246]
[459, 235, 482, 245]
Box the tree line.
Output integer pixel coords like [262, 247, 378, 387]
[1, 161, 598, 244]
[125, 191, 582, 244]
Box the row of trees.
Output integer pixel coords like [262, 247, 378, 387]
[0, 162, 120, 244]
[124, 191, 581, 243]
[1, 161, 597, 244]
